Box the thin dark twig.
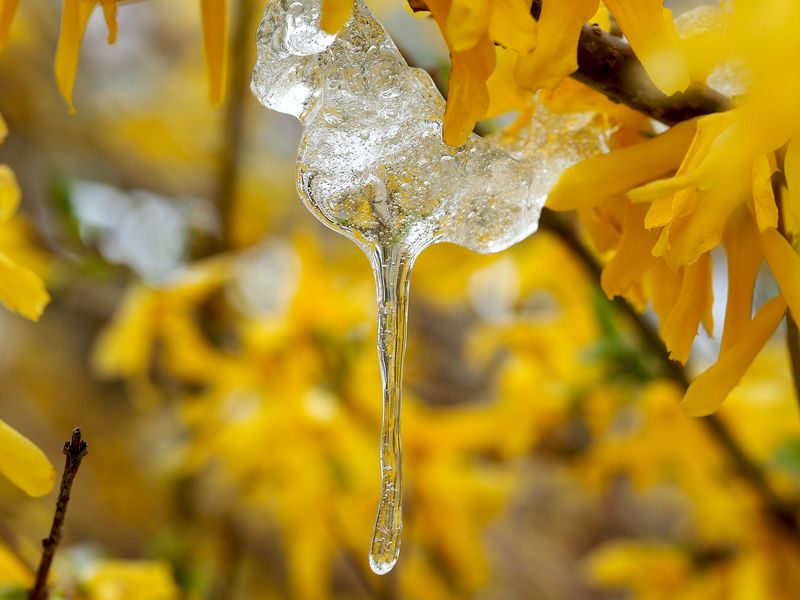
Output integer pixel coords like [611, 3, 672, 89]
[28, 428, 88, 600]
[539, 209, 800, 545]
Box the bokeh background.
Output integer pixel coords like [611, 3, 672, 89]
[1, 1, 800, 598]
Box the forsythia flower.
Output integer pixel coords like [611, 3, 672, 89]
[548, 0, 800, 416]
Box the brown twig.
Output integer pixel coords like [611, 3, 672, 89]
[539, 209, 800, 545]
[29, 428, 88, 600]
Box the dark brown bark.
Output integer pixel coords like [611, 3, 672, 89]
[29, 428, 88, 600]
[572, 23, 731, 124]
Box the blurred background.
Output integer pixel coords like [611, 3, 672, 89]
[1, 1, 800, 598]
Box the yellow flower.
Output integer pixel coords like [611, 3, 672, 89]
[514, 0, 597, 92]
[417, 0, 537, 145]
[0, 418, 55, 497]
[547, 69, 800, 411]
[601, 0, 689, 95]
[54, 0, 120, 112]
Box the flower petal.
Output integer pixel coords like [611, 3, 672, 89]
[628, 112, 733, 203]
[446, 0, 490, 52]
[603, 0, 689, 95]
[601, 202, 655, 302]
[720, 208, 762, 352]
[200, 0, 228, 105]
[547, 117, 696, 211]
[515, 0, 599, 91]
[0, 252, 49, 321]
[92, 285, 157, 378]
[321, 0, 352, 34]
[682, 295, 787, 416]
[99, 0, 117, 44]
[660, 252, 713, 364]
[488, 0, 537, 54]
[427, 0, 494, 146]
[761, 227, 800, 322]
[654, 167, 749, 269]
[752, 153, 778, 231]
[55, 0, 99, 112]
[0, 418, 55, 497]
[485, 47, 529, 118]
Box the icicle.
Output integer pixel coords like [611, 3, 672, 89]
[366, 243, 414, 574]
[250, 0, 607, 574]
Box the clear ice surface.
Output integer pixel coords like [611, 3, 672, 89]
[252, 0, 605, 575]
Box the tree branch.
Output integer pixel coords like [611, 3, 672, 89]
[29, 428, 88, 600]
[539, 209, 800, 546]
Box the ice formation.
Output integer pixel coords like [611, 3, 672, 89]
[251, 0, 605, 575]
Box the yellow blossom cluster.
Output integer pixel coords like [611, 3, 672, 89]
[547, 0, 800, 415]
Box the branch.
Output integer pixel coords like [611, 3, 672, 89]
[539, 209, 800, 546]
[29, 428, 88, 600]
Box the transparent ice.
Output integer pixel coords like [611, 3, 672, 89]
[252, 0, 605, 575]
